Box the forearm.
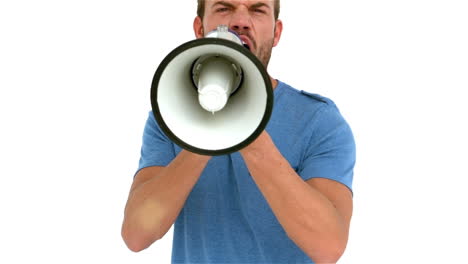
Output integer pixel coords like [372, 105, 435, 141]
[240, 135, 348, 262]
[122, 150, 211, 251]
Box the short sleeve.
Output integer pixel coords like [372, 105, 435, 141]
[298, 104, 356, 193]
[137, 111, 176, 173]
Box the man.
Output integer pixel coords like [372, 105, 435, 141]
[122, 1, 356, 263]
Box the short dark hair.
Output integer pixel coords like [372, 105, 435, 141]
[197, 0, 280, 20]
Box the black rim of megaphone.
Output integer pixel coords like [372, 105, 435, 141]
[151, 37, 273, 156]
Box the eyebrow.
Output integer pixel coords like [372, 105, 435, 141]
[211, 1, 272, 10]
[211, 1, 236, 9]
[250, 2, 271, 10]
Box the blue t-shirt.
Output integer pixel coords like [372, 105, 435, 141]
[138, 80, 356, 264]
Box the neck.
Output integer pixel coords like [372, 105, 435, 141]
[270, 77, 278, 90]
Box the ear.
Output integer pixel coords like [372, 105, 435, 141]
[193, 16, 204, 39]
[273, 19, 283, 47]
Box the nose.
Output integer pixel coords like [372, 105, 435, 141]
[229, 8, 251, 32]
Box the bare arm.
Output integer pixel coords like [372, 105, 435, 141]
[121, 150, 211, 252]
[240, 132, 353, 264]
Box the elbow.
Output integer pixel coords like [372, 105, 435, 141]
[123, 238, 151, 253]
[310, 254, 342, 264]
[121, 223, 160, 252]
[308, 242, 347, 264]
[124, 240, 148, 253]
[311, 254, 341, 264]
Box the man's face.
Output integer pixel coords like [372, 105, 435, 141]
[194, 0, 282, 68]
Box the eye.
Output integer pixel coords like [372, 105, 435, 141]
[253, 8, 266, 14]
[216, 7, 230, 13]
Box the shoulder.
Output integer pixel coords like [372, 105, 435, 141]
[142, 111, 173, 142]
[275, 81, 353, 142]
[275, 80, 340, 119]
[277, 81, 335, 105]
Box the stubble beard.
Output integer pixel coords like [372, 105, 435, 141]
[256, 38, 274, 69]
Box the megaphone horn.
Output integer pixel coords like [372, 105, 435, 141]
[151, 25, 273, 156]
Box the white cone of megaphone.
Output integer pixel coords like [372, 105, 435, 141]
[151, 25, 273, 155]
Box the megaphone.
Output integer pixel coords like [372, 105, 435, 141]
[151, 25, 273, 156]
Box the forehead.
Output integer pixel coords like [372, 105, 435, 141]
[206, 0, 274, 7]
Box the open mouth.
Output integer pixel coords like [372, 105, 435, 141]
[239, 35, 253, 51]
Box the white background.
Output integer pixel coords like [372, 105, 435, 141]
[1, 0, 467, 263]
